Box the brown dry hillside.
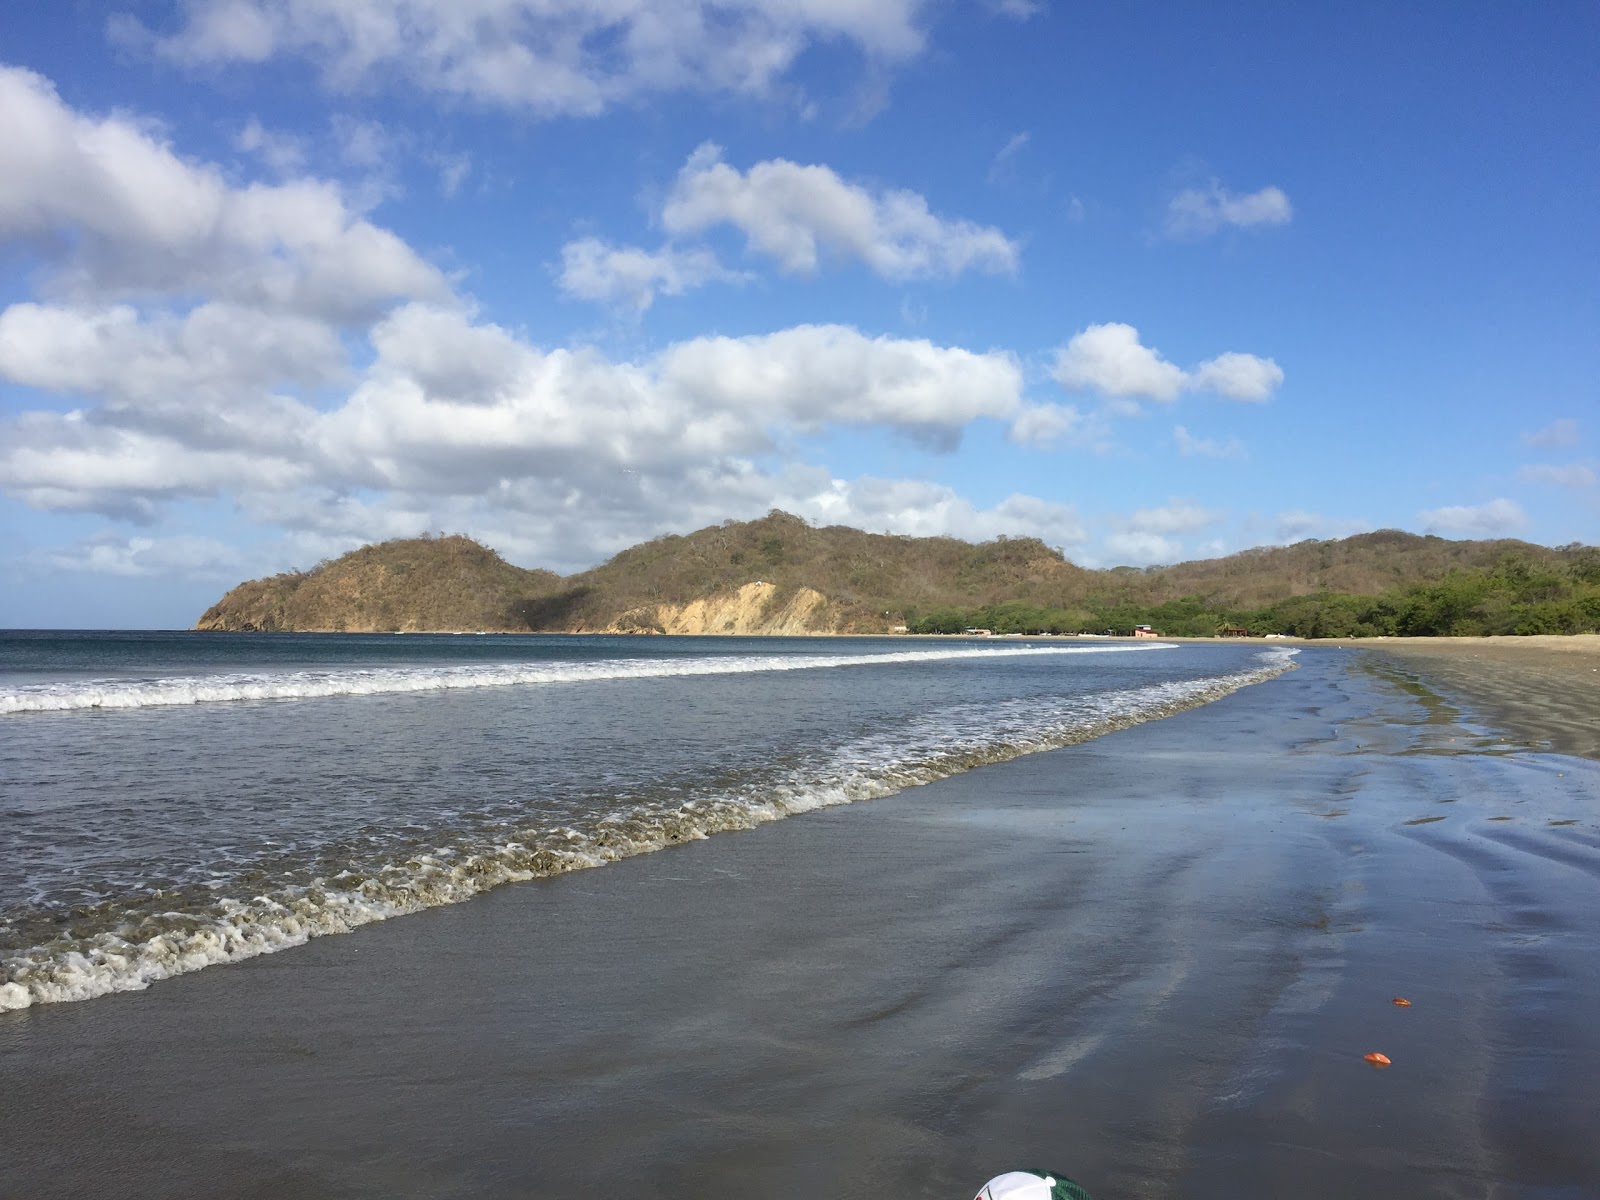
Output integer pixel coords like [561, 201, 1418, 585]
[195, 535, 560, 632]
[195, 514, 1585, 635]
[533, 510, 1089, 632]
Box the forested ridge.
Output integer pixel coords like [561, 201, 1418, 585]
[197, 511, 1600, 637]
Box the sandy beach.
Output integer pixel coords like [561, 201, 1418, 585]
[1329, 634, 1600, 761]
[2, 647, 1596, 1199]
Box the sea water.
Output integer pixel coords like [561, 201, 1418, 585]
[0, 631, 1294, 1010]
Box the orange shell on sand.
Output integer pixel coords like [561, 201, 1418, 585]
[1364, 1052, 1392, 1067]
[1392, 997, 1412, 1007]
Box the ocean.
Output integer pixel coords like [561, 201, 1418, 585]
[0, 631, 1293, 1011]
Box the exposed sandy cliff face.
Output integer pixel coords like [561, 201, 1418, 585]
[622, 582, 836, 636]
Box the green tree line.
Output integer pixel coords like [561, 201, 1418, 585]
[905, 552, 1600, 638]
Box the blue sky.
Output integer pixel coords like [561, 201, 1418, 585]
[1, 1, 1595, 628]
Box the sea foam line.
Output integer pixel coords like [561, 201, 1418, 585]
[0, 649, 1296, 1011]
[0, 641, 1168, 715]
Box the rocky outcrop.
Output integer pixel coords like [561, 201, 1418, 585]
[642, 582, 836, 636]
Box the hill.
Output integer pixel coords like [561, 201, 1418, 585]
[194, 514, 1598, 636]
[1098, 530, 1571, 607]
[194, 535, 560, 633]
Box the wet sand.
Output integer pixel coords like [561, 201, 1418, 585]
[3, 649, 1597, 1199]
[1331, 635, 1600, 761]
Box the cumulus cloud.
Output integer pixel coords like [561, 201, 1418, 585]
[1053, 323, 1185, 402]
[36, 533, 249, 579]
[0, 65, 449, 320]
[1, 414, 312, 521]
[1052, 324, 1282, 405]
[1090, 500, 1224, 569]
[660, 143, 1019, 281]
[0, 301, 345, 416]
[234, 118, 305, 174]
[1517, 463, 1596, 488]
[1520, 418, 1580, 448]
[1163, 180, 1292, 240]
[1188, 352, 1283, 401]
[1173, 424, 1244, 459]
[557, 238, 745, 312]
[1103, 531, 1182, 566]
[3, 304, 1026, 539]
[0, 63, 1069, 576]
[118, 0, 929, 117]
[1008, 403, 1087, 447]
[1125, 501, 1222, 536]
[1418, 498, 1528, 536]
[798, 476, 1087, 548]
[653, 324, 1022, 446]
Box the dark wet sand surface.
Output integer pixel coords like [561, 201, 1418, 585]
[3, 649, 1598, 1198]
[1331, 634, 1600, 762]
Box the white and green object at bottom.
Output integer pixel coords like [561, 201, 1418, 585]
[975, 1169, 1093, 1200]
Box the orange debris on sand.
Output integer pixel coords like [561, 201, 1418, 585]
[1364, 1052, 1392, 1067]
[1392, 997, 1412, 1007]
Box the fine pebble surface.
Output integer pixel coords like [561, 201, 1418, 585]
[0, 631, 1290, 1010]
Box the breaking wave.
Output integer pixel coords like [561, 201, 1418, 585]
[0, 649, 1296, 1011]
[0, 642, 1168, 716]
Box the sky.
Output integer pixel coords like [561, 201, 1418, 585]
[1, 2, 1596, 628]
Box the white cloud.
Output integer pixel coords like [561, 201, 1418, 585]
[1091, 500, 1224, 569]
[1520, 418, 1580, 448]
[0, 63, 1071, 579]
[1052, 323, 1282, 405]
[431, 151, 471, 198]
[37, 533, 249, 579]
[1056, 324, 1280, 409]
[1053, 323, 1185, 402]
[1188, 351, 1283, 401]
[1164, 180, 1292, 240]
[0, 65, 449, 321]
[0, 301, 345, 415]
[5, 303, 1025, 528]
[1173, 424, 1244, 459]
[557, 238, 745, 313]
[660, 143, 1019, 281]
[1125, 501, 1222, 535]
[654, 324, 1022, 443]
[797, 477, 1087, 547]
[234, 118, 305, 174]
[1517, 463, 1596, 489]
[1103, 531, 1182, 566]
[1008, 403, 1085, 447]
[1418, 498, 1528, 536]
[121, 0, 929, 117]
[330, 115, 391, 170]
[1, 414, 312, 521]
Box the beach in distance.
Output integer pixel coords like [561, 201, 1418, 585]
[2, 633, 1597, 1199]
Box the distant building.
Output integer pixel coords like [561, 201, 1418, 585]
[1217, 625, 1250, 638]
[1132, 625, 1161, 638]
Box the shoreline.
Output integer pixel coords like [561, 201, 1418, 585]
[1321, 634, 1600, 761]
[3, 650, 1597, 1197]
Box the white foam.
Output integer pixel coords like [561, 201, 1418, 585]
[0, 648, 1295, 1011]
[0, 641, 1169, 715]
